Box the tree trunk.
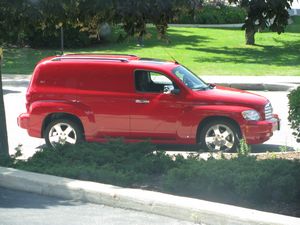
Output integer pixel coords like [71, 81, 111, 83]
[245, 26, 256, 45]
[0, 48, 9, 158]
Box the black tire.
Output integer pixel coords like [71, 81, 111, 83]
[199, 119, 240, 152]
[44, 119, 83, 147]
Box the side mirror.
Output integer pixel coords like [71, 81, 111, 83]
[163, 84, 180, 95]
[171, 89, 180, 95]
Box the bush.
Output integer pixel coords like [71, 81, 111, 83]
[288, 86, 300, 140]
[14, 141, 175, 187]
[163, 157, 300, 206]
[3, 140, 300, 216]
[175, 5, 246, 24]
[27, 26, 93, 48]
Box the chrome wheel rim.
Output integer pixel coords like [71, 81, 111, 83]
[48, 123, 77, 146]
[205, 124, 235, 151]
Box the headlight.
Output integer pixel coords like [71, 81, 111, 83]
[242, 110, 260, 121]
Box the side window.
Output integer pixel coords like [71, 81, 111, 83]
[135, 70, 175, 93]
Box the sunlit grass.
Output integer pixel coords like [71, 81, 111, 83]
[2, 17, 300, 76]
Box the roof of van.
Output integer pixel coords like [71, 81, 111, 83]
[37, 54, 179, 71]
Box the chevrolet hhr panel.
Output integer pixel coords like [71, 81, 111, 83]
[18, 54, 280, 151]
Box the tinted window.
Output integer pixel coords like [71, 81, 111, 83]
[135, 70, 174, 93]
[172, 66, 208, 91]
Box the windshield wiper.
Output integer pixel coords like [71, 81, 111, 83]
[208, 83, 216, 89]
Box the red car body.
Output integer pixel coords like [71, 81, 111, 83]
[18, 54, 279, 151]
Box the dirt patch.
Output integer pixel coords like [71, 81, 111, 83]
[254, 151, 300, 160]
[196, 151, 300, 161]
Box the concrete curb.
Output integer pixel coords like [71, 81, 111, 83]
[2, 74, 30, 87]
[1, 166, 300, 225]
[216, 82, 296, 91]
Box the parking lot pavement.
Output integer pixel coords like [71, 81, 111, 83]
[3, 86, 44, 159]
[3, 86, 299, 159]
[252, 91, 299, 152]
[0, 187, 195, 225]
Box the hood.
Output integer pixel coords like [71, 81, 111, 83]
[191, 85, 268, 110]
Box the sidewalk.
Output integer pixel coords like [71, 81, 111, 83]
[2, 74, 300, 91]
[1, 166, 300, 225]
[202, 75, 300, 91]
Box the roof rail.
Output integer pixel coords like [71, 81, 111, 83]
[51, 56, 129, 63]
[64, 53, 138, 57]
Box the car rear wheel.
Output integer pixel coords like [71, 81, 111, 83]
[199, 120, 240, 152]
[45, 119, 83, 147]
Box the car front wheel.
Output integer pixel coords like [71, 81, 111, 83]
[45, 119, 83, 147]
[199, 120, 240, 152]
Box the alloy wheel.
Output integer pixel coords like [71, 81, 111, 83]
[205, 124, 235, 152]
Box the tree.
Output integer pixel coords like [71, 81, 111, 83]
[0, 0, 203, 47]
[0, 47, 9, 158]
[0, 0, 31, 46]
[113, 0, 178, 43]
[113, 0, 149, 42]
[229, 0, 294, 45]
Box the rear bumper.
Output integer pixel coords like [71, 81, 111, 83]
[17, 113, 30, 129]
[243, 115, 280, 144]
[17, 113, 41, 138]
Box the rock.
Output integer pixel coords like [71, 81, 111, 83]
[99, 23, 111, 40]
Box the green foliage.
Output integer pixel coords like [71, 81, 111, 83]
[0, 0, 32, 46]
[0, 0, 295, 47]
[288, 86, 300, 139]
[229, 0, 293, 33]
[163, 157, 300, 206]
[175, 5, 246, 24]
[287, 16, 300, 33]
[2, 21, 300, 76]
[5, 140, 300, 216]
[14, 141, 175, 187]
[0, 0, 180, 47]
[237, 139, 251, 157]
[228, 0, 294, 44]
[0, 144, 22, 167]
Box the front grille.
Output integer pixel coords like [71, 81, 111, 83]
[264, 102, 273, 120]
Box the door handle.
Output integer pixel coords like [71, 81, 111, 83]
[135, 99, 150, 104]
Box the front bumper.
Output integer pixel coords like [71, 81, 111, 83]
[243, 115, 280, 144]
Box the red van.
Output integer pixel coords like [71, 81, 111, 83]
[18, 54, 280, 151]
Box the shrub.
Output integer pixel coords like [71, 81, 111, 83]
[14, 141, 175, 187]
[4, 140, 300, 216]
[163, 157, 300, 206]
[27, 26, 93, 48]
[288, 86, 300, 140]
[175, 5, 246, 24]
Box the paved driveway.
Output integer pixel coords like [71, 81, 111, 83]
[0, 187, 194, 225]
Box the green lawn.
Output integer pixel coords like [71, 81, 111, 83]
[2, 17, 300, 76]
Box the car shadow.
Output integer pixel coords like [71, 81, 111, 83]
[159, 143, 296, 154]
[3, 89, 21, 95]
[0, 186, 86, 209]
[250, 144, 295, 153]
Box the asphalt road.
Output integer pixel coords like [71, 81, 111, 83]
[3, 86, 299, 159]
[0, 187, 194, 225]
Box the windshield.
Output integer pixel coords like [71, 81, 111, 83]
[172, 66, 209, 91]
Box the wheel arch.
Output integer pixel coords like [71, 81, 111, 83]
[42, 113, 85, 139]
[196, 116, 242, 144]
